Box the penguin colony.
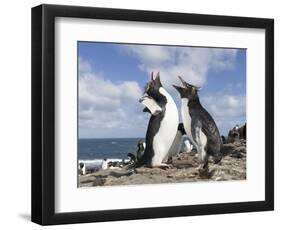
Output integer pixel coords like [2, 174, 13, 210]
[138, 72, 223, 176]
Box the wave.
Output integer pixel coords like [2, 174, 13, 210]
[78, 158, 124, 167]
[79, 158, 123, 163]
[78, 158, 129, 174]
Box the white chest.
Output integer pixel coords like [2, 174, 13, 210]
[181, 98, 194, 144]
[151, 88, 179, 166]
[101, 161, 108, 170]
[156, 99, 179, 142]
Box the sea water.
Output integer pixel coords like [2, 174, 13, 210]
[78, 138, 144, 169]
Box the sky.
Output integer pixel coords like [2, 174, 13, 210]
[78, 42, 246, 138]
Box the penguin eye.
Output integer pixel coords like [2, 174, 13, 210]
[192, 87, 196, 94]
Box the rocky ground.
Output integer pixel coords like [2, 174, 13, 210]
[78, 140, 246, 187]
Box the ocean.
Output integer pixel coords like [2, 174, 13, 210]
[78, 138, 144, 161]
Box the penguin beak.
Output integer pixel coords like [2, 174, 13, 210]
[139, 96, 145, 103]
[177, 76, 201, 91]
[139, 95, 151, 103]
[173, 84, 186, 98]
[172, 85, 185, 94]
[178, 76, 188, 87]
[173, 84, 182, 91]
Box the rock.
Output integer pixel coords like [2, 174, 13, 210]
[230, 150, 243, 158]
[92, 178, 106, 186]
[227, 124, 246, 143]
[78, 135, 247, 187]
[222, 140, 246, 159]
[79, 147, 246, 187]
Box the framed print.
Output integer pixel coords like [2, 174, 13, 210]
[31, 4, 274, 225]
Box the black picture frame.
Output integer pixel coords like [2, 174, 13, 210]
[31, 4, 274, 225]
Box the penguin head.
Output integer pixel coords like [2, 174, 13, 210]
[143, 72, 165, 101]
[79, 162, 84, 169]
[137, 141, 145, 151]
[127, 153, 136, 162]
[173, 76, 200, 100]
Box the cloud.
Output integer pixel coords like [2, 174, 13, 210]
[202, 95, 245, 117]
[126, 46, 171, 64]
[222, 83, 243, 94]
[201, 94, 246, 135]
[124, 45, 237, 89]
[79, 45, 244, 138]
[79, 57, 92, 73]
[124, 45, 244, 135]
[79, 58, 146, 138]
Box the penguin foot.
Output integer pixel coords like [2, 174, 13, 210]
[167, 157, 173, 164]
[198, 164, 211, 178]
[157, 163, 173, 170]
[197, 163, 208, 171]
[199, 169, 211, 178]
[213, 153, 223, 164]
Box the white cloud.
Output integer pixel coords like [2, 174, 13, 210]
[201, 95, 245, 118]
[201, 94, 246, 135]
[223, 83, 243, 93]
[79, 58, 146, 138]
[126, 46, 171, 64]
[79, 46, 243, 138]
[79, 57, 92, 73]
[124, 46, 237, 89]
[124, 45, 245, 135]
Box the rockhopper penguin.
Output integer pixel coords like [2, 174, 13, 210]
[138, 72, 179, 167]
[173, 76, 223, 175]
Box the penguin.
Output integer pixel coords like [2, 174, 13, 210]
[163, 123, 193, 163]
[173, 76, 223, 175]
[127, 153, 137, 165]
[221, 135, 227, 144]
[228, 126, 240, 143]
[138, 72, 179, 167]
[183, 139, 193, 153]
[136, 141, 146, 162]
[177, 123, 193, 153]
[78, 162, 86, 175]
[107, 161, 124, 170]
[101, 158, 108, 170]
